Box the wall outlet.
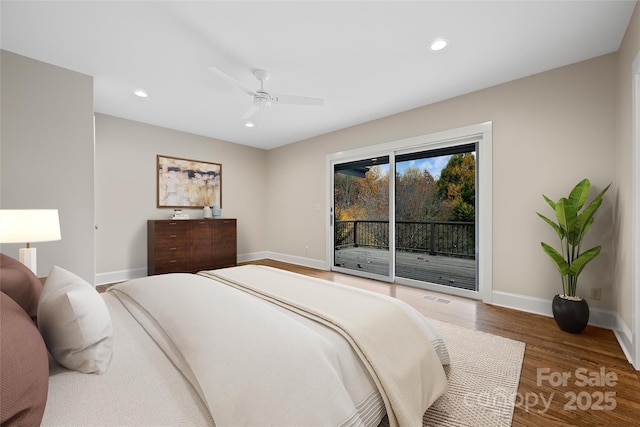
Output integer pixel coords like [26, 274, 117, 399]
[589, 287, 601, 300]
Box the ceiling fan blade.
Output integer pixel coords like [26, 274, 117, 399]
[241, 103, 260, 120]
[208, 67, 256, 97]
[272, 94, 324, 106]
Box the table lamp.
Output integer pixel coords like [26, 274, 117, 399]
[0, 209, 62, 276]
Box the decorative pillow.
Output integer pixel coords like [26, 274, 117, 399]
[37, 266, 113, 374]
[0, 253, 43, 319]
[0, 291, 49, 426]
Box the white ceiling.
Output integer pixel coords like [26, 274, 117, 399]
[1, 1, 636, 150]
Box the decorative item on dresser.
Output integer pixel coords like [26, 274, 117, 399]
[147, 219, 237, 275]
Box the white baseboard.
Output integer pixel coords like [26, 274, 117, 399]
[94, 252, 330, 286]
[94, 267, 147, 286]
[262, 251, 330, 271]
[491, 290, 616, 329]
[237, 251, 270, 263]
[612, 313, 634, 365]
[490, 291, 638, 366]
[238, 251, 328, 270]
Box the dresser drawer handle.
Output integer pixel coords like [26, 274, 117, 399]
[169, 247, 177, 251]
[169, 235, 177, 238]
[169, 260, 177, 263]
[169, 222, 177, 225]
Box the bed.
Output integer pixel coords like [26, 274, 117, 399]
[0, 253, 449, 427]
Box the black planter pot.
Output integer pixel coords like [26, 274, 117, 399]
[552, 294, 589, 334]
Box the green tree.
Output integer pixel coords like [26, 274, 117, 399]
[395, 167, 444, 221]
[356, 166, 388, 220]
[335, 166, 389, 221]
[334, 172, 357, 220]
[436, 153, 476, 222]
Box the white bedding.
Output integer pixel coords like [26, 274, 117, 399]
[43, 266, 449, 427]
[42, 292, 213, 426]
[200, 265, 449, 426]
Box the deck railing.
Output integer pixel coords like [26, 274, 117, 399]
[335, 220, 475, 259]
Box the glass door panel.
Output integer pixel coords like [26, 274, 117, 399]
[333, 156, 391, 280]
[395, 144, 477, 291]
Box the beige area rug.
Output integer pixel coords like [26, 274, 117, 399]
[422, 319, 525, 427]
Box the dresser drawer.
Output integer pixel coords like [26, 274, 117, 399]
[154, 221, 189, 245]
[152, 258, 189, 275]
[154, 245, 188, 263]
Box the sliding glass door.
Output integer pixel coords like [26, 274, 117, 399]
[395, 144, 477, 291]
[333, 156, 392, 281]
[329, 124, 490, 299]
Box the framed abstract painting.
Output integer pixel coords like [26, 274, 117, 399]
[157, 155, 222, 208]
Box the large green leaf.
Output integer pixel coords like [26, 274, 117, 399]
[575, 183, 610, 241]
[580, 216, 595, 240]
[568, 179, 590, 211]
[541, 242, 570, 275]
[542, 194, 556, 211]
[536, 212, 564, 240]
[575, 198, 602, 241]
[568, 246, 601, 278]
[555, 198, 578, 244]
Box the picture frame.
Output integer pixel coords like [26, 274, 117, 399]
[157, 155, 222, 208]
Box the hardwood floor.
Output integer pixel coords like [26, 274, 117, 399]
[243, 259, 640, 426]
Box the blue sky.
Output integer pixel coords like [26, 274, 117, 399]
[369, 154, 452, 180]
[396, 155, 451, 179]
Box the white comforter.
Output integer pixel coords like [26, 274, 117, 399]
[109, 266, 448, 427]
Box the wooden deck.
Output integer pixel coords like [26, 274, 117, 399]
[334, 247, 476, 290]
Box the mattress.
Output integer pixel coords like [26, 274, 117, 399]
[41, 266, 448, 426]
[42, 292, 214, 426]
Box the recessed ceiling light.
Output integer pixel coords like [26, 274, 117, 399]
[429, 39, 448, 52]
[245, 122, 255, 128]
[134, 90, 148, 98]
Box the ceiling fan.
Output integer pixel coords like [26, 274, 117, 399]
[209, 67, 324, 121]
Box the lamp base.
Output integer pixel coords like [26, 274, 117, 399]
[19, 247, 37, 276]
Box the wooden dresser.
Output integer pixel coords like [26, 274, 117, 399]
[147, 219, 237, 275]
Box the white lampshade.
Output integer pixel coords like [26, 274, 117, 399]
[0, 209, 61, 243]
[0, 209, 62, 276]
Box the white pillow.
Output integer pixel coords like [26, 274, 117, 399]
[37, 266, 113, 374]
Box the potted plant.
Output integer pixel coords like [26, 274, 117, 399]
[537, 178, 610, 334]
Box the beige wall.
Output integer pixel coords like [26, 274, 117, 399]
[0, 50, 95, 282]
[614, 3, 640, 331]
[1, 12, 636, 336]
[267, 53, 618, 309]
[94, 114, 268, 282]
[0, 51, 269, 285]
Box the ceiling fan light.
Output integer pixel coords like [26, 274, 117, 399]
[134, 89, 148, 98]
[429, 39, 448, 52]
